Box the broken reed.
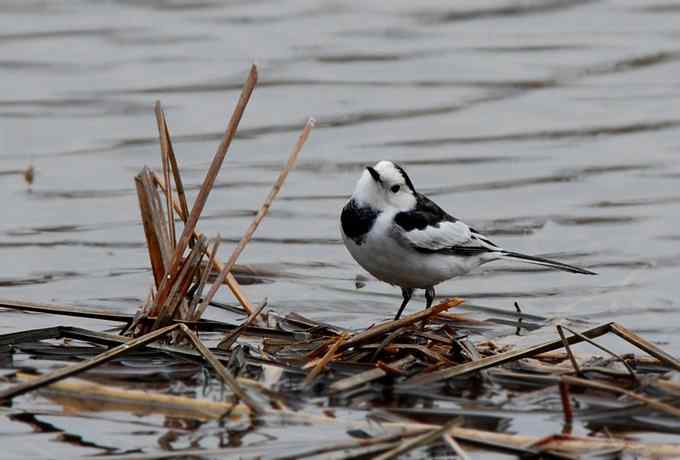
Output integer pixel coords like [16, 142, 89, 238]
[2, 297, 680, 457]
[130, 64, 314, 338]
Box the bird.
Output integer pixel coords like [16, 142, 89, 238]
[340, 160, 596, 320]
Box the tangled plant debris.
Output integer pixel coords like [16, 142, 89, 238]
[1, 66, 679, 459]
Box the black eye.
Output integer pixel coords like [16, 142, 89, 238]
[390, 185, 400, 193]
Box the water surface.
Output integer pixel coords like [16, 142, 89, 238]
[1, 0, 679, 457]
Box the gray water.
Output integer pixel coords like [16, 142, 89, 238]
[1, 0, 679, 457]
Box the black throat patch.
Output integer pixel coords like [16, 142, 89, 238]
[341, 199, 380, 245]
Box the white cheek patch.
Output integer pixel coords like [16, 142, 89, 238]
[388, 191, 416, 211]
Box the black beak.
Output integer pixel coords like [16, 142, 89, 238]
[366, 166, 381, 184]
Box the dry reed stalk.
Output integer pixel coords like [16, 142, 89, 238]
[303, 332, 350, 387]
[16, 373, 249, 420]
[139, 287, 155, 325]
[58, 321, 297, 352]
[189, 236, 221, 320]
[268, 414, 680, 457]
[153, 172, 255, 316]
[370, 328, 407, 361]
[561, 375, 680, 417]
[124, 286, 156, 337]
[152, 235, 207, 330]
[79, 430, 428, 460]
[177, 324, 264, 414]
[0, 289, 259, 339]
[0, 323, 181, 401]
[154, 65, 257, 314]
[609, 322, 680, 371]
[393, 423, 680, 457]
[374, 417, 463, 460]
[556, 324, 581, 375]
[199, 117, 315, 312]
[433, 312, 483, 324]
[207, 263, 255, 314]
[24, 164, 34, 187]
[340, 298, 464, 351]
[159, 107, 189, 221]
[376, 361, 407, 375]
[381, 343, 454, 365]
[269, 431, 427, 460]
[442, 434, 471, 460]
[329, 356, 415, 393]
[407, 322, 613, 385]
[154, 101, 176, 248]
[0, 326, 61, 346]
[135, 168, 173, 287]
[217, 300, 267, 350]
[561, 324, 637, 380]
[0, 299, 132, 323]
[2, 324, 261, 414]
[558, 381, 573, 434]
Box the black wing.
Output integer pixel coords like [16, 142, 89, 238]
[394, 193, 500, 255]
[394, 193, 457, 231]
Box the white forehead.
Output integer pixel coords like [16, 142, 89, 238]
[373, 160, 403, 184]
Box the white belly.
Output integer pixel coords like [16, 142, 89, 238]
[341, 214, 485, 289]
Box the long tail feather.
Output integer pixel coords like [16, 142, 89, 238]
[498, 251, 596, 275]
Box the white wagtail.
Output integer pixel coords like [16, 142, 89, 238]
[340, 160, 596, 320]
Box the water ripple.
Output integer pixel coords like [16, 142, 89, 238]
[379, 120, 680, 148]
[0, 27, 137, 43]
[426, 163, 658, 196]
[588, 196, 680, 208]
[413, 0, 596, 24]
[0, 240, 144, 249]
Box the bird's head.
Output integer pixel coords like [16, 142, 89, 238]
[353, 160, 417, 211]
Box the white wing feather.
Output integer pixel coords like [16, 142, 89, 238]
[398, 220, 473, 251]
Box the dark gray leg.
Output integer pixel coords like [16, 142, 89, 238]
[394, 287, 414, 320]
[425, 286, 435, 309]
